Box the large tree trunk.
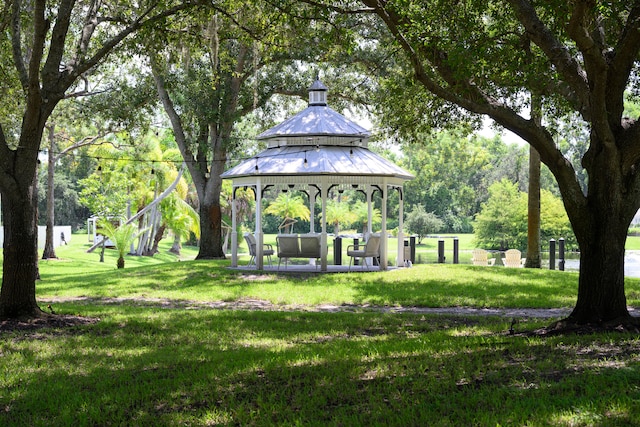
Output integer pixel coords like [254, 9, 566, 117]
[196, 154, 225, 260]
[197, 200, 225, 259]
[569, 222, 629, 324]
[565, 131, 636, 325]
[194, 127, 227, 260]
[0, 174, 42, 318]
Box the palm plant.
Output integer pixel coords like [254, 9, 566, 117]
[264, 192, 310, 234]
[351, 200, 381, 234]
[98, 219, 140, 269]
[322, 198, 357, 235]
[162, 193, 200, 255]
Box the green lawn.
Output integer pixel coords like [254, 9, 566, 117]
[2, 235, 640, 425]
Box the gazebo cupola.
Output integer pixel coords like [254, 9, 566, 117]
[222, 78, 414, 271]
[308, 79, 328, 106]
[258, 78, 370, 150]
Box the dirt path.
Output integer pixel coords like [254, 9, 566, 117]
[39, 296, 574, 319]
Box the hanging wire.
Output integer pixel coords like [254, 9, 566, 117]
[16, 135, 374, 169]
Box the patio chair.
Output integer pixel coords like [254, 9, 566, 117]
[504, 249, 524, 267]
[347, 234, 381, 271]
[471, 249, 496, 266]
[299, 234, 321, 269]
[276, 234, 300, 269]
[244, 233, 274, 267]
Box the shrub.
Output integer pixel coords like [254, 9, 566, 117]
[473, 179, 575, 250]
[405, 205, 445, 243]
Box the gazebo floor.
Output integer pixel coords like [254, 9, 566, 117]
[231, 263, 398, 273]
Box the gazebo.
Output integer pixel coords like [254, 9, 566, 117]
[221, 79, 414, 271]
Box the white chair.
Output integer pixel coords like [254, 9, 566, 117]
[244, 233, 274, 267]
[347, 234, 381, 271]
[471, 249, 496, 266]
[504, 249, 524, 267]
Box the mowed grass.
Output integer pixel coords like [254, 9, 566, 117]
[35, 259, 587, 308]
[4, 305, 640, 426]
[2, 235, 640, 425]
[35, 238, 640, 308]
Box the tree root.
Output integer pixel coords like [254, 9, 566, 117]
[0, 310, 98, 333]
[535, 316, 640, 336]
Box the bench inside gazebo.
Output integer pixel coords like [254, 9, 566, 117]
[221, 79, 414, 272]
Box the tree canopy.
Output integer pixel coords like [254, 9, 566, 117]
[358, 0, 640, 326]
[0, 0, 198, 318]
[474, 179, 575, 251]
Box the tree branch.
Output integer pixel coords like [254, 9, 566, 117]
[269, 0, 374, 16]
[565, 1, 615, 148]
[42, 0, 74, 84]
[54, 133, 110, 161]
[363, 0, 588, 216]
[609, 4, 640, 114]
[62, 2, 198, 90]
[567, 1, 607, 70]
[66, 0, 101, 71]
[149, 54, 201, 184]
[10, 0, 28, 91]
[0, 123, 14, 177]
[507, 0, 591, 116]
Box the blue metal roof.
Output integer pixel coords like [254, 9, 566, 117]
[256, 106, 370, 140]
[221, 145, 414, 180]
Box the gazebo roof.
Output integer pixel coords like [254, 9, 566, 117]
[221, 78, 413, 184]
[221, 145, 414, 182]
[256, 105, 370, 141]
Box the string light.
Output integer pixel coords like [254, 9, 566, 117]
[14, 135, 373, 170]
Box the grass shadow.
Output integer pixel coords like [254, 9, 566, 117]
[3, 305, 640, 425]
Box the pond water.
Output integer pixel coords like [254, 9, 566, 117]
[415, 251, 640, 278]
[558, 251, 640, 278]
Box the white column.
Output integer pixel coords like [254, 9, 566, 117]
[320, 178, 328, 271]
[397, 186, 405, 267]
[309, 188, 316, 233]
[255, 179, 264, 270]
[231, 186, 238, 267]
[367, 186, 373, 237]
[380, 182, 388, 270]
